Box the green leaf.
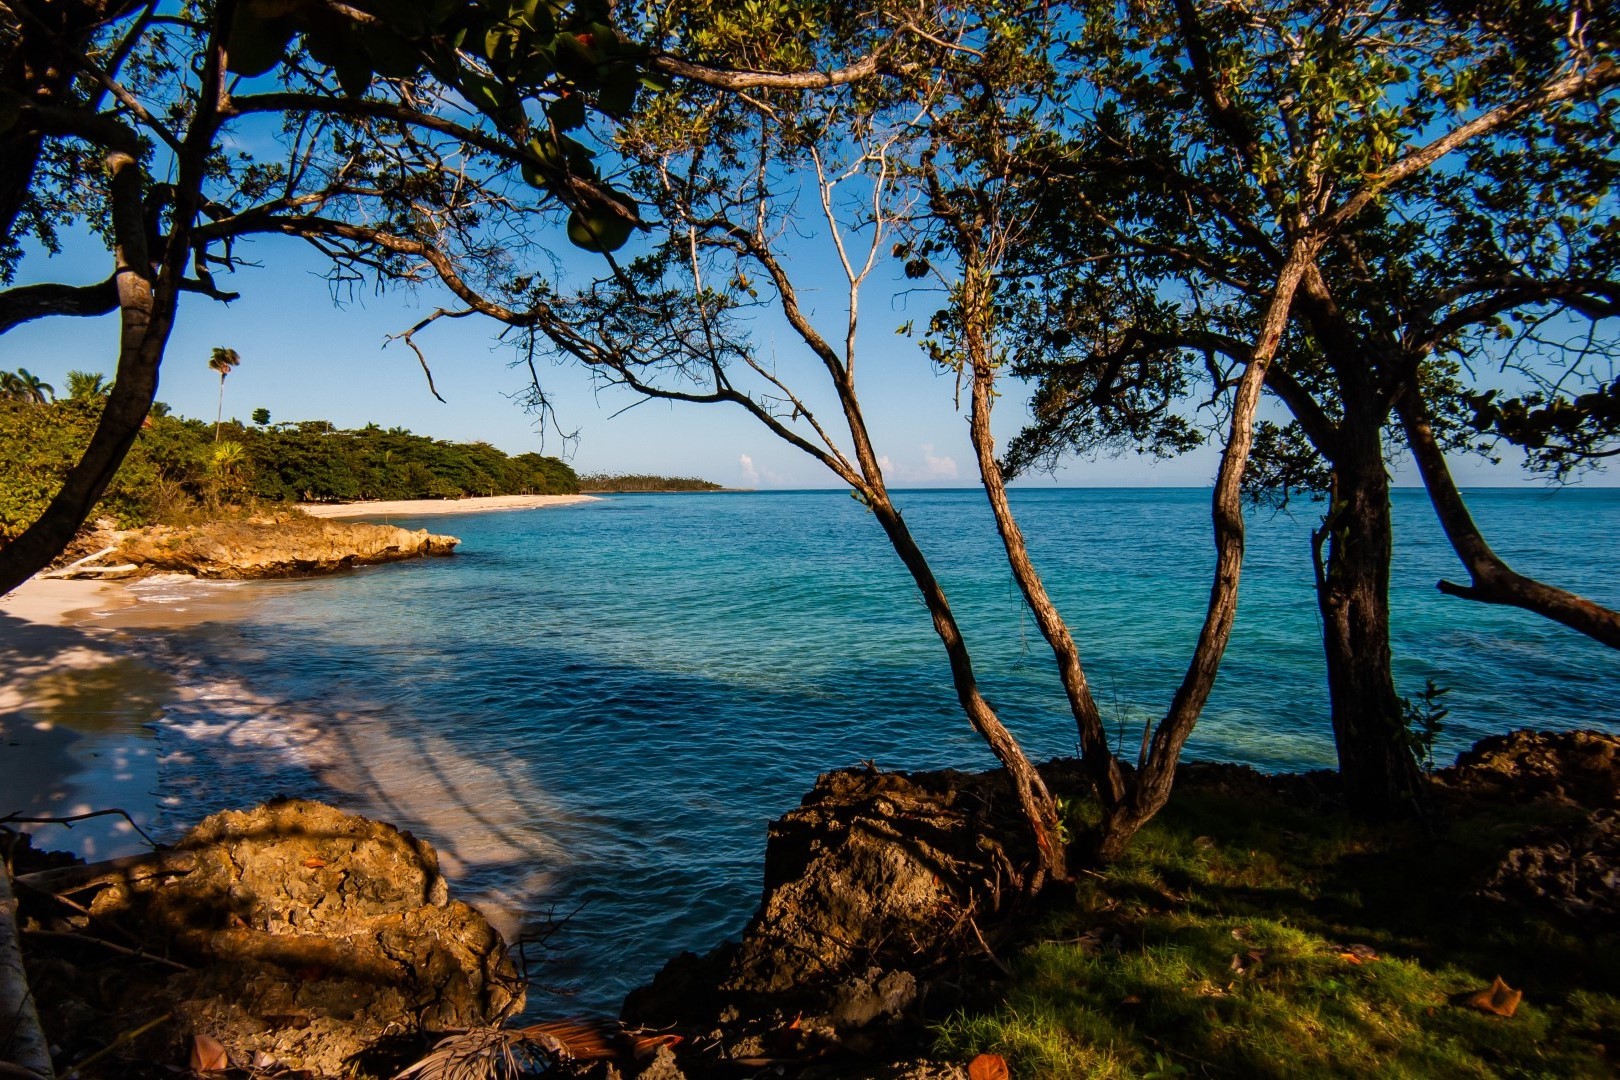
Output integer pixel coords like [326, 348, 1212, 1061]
[595, 62, 638, 117]
[566, 201, 635, 253]
[225, 10, 295, 77]
[547, 94, 586, 130]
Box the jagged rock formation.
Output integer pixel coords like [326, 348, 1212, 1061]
[1439, 729, 1620, 809]
[106, 514, 458, 578]
[19, 800, 520, 1077]
[1480, 809, 1620, 922]
[624, 767, 1042, 1071]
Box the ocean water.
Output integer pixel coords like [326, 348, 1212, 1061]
[87, 489, 1620, 1013]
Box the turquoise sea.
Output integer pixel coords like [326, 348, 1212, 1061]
[81, 488, 1620, 1013]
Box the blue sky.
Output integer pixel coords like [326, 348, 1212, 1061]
[2, 224, 1604, 490]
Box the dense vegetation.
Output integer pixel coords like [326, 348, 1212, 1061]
[578, 474, 723, 492]
[0, 376, 577, 540]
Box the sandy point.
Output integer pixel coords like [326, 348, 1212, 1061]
[297, 493, 600, 519]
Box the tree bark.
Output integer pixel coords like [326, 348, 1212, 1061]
[0, 5, 232, 596]
[1315, 442, 1423, 818]
[864, 491, 1068, 885]
[1397, 386, 1620, 649]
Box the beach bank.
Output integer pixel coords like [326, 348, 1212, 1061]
[299, 493, 599, 518]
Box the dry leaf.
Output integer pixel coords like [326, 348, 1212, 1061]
[1460, 976, 1523, 1018]
[1333, 943, 1379, 965]
[303, 857, 328, 868]
[190, 1032, 229, 1072]
[968, 1052, 1010, 1080]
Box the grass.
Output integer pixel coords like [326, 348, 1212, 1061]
[933, 784, 1617, 1078]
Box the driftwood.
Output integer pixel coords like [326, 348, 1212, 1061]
[39, 546, 135, 580]
[0, 866, 54, 1079]
[13, 850, 196, 897]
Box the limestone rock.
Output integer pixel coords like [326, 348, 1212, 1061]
[34, 800, 520, 1077]
[625, 768, 1037, 1048]
[111, 514, 458, 578]
[1441, 729, 1620, 810]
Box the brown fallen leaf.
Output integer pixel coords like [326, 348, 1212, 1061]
[1459, 976, 1523, 1018]
[190, 1032, 229, 1072]
[969, 1052, 1010, 1080]
[303, 857, 328, 868]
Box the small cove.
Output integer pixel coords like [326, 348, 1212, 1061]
[14, 487, 1619, 1015]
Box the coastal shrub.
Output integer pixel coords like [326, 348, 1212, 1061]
[0, 399, 581, 539]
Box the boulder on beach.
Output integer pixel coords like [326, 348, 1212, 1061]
[19, 799, 521, 1077]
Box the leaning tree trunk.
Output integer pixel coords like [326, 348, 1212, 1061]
[1315, 435, 1423, 819]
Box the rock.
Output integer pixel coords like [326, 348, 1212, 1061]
[634, 1044, 688, 1079]
[109, 513, 458, 578]
[625, 767, 1039, 1063]
[1439, 729, 1620, 810]
[26, 799, 521, 1077]
[1479, 809, 1620, 922]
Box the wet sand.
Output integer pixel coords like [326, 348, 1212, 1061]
[1, 578, 162, 858]
[0, 575, 562, 941]
[299, 494, 599, 519]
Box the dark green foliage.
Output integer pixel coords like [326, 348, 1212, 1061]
[0, 400, 577, 539]
[1401, 680, 1452, 773]
[577, 473, 721, 492]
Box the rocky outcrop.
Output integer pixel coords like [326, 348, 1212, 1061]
[108, 513, 458, 578]
[624, 767, 1042, 1071]
[1438, 729, 1620, 809]
[1479, 809, 1620, 922]
[20, 800, 520, 1077]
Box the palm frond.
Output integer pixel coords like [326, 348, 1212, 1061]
[389, 1027, 568, 1080]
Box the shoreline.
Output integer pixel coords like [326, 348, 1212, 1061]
[0, 577, 167, 860]
[298, 493, 599, 518]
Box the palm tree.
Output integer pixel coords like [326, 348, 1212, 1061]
[7, 368, 53, 404]
[64, 370, 110, 402]
[209, 347, 240, 441]
[0, 371, 22, 401]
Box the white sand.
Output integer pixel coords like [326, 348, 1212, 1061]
[298, 494, 599, 519]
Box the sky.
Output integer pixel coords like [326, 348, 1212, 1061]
[2, 223, 1608, 491]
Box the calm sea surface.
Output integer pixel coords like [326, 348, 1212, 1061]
[124, 488, 1618, 1014]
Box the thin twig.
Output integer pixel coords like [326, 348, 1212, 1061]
[1, 809, 159, 851]
[23, 929, 192, 972]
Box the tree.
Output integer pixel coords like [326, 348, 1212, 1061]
[2, 367, 54, 404]
[209, 346, 241, 441]
[64, 370, 110, 403]
[252, 407, 271, 426]
[0, 0, 669, 592]
[456, 0, 1338, 865]
[996, 0, 1619, 817]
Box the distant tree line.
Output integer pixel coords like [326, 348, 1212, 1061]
[0, 372, 577, 540]
[578, 474, 722, 493]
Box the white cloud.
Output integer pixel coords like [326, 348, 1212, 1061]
[919, 444, 959, 481]
[739, 454, 760, 486]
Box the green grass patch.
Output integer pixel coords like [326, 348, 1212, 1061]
[935, 788, 1617, 1078]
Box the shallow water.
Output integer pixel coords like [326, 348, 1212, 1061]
[54, 488, 1620, 1013]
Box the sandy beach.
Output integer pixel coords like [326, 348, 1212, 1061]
[0, 577, 160, 859]
[1, 573, 562, 939]
[299, 493, 599, 519]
